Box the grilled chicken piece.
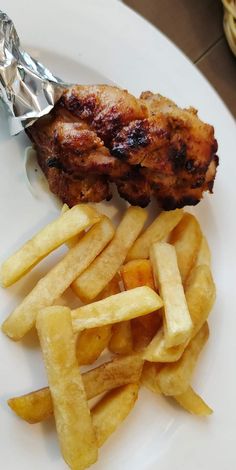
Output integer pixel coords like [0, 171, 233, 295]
[112, 92, 218, 209]
[26, 85, 218, 209]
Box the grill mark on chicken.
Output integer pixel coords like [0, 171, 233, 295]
[61, 90, 98, 121]
[111, 120, 151, 159]
[26, 85, 218, 209]
[47, 157, 63, 170]
[168, 141, 187, 171]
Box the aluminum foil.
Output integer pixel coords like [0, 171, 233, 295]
[0, 11, 67, 135]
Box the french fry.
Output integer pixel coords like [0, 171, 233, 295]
[83, 354, 143, 403]
[120, 259, 161, 347]
[134, 311, 161, 344]
[72, 287, 163, 332]
[95, 273, 121, 301]
[169, 213, 202, 283]
[141, 365, 212, 416]
[4, 199, 216, 469]
[173, 386, 213, 416]
[143, 327, 184, 362]
[184, 265, 216, 334]
[2, 217, 114, 340]
[76, 325, 112, 365]
[156, 322, 209, 396]
[131, 318, 156, 352]
[61, 203, 84, 248]
[8, 355, 143, 424]
[150, 242, 193, 347]
[195, 236, 211, 268]
[76, 275, 120, 365]
[109, 321, 133, 355]
[120, 259, 155, 291]
[8, 387, 53, 424]
[126, 209, 183, 260]
[141, 362, 162, 394]
[72, 206, 147, 302]
[10, 383, 140, 448]
[143, 264, 216, 362]
[36, 306, 97, 469]
[92, 383, 139, 447]
[0, 204, 100, 287]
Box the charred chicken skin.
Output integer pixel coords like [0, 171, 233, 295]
[26, 85, 218, 209]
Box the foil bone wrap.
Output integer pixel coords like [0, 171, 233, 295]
[0, 10, 67, 135]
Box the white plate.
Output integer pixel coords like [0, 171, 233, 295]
[0, 1, 236, 469]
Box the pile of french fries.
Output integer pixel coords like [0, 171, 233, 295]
[0, 203, 216, 470]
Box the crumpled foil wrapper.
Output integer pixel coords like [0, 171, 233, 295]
[0, 10, 67, 135]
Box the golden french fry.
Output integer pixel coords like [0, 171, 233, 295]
[1, 204, 100, 287]
[141, 362, 162, 394]
[143, 264, 216, 362]
[8, 387, 53, 424]
[120, 259, 155, 291]
[72, 287, 163, 332]
[131, 319, 153, 352]
[95, 273, 121, 300]
[76, 325, 112, 365]
[36, 306, 97, 469]
[8, 355, 143, 424]
[92, 383, 139, 448]
[8, 383, 140, 445]
[83, 354, 143, 402]
[150, 242, 192, 347]
[173, 386, 213, 416]
[156, 322, 209, 396]
[61, 203, 84, 248]
[169, 213, 202, 283]
[120, 258, 161, 350]
[135, 312, 161, 340]
[143, 326, 183, 363]
[109, 321, 133, 355]
[72, 206, 147, 302]
[141, 364, 212, 416]
[126, 209, 183, 261]
[76, 274, 121, 364]
[2, 217, 114, 340]
[195, 236, 211, 268]
[184, 265, 216, 334]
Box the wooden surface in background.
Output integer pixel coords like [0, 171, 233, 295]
[124, 0, 236, 117]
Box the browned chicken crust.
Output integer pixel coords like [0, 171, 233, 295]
[26, 85, 218, 209]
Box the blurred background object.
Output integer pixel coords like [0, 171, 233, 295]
[222, 0, 236, 56]
[124, 0, 236, 117]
